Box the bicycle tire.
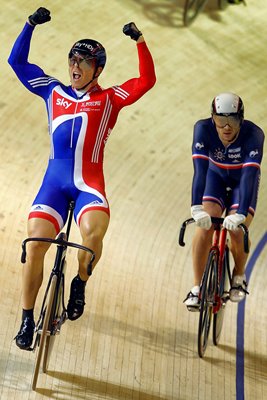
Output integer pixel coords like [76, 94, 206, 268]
[198, 250, 217, 358]
[32, 275, 57, 390]
[42, 272, 65, 372]
[183, 0, 208, 26]
[213, 247, 230, 345]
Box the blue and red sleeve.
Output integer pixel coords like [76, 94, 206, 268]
[8, 22, 49, 97]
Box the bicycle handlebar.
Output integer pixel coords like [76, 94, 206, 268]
[178, 217, 249, 253]
[21, 236, 96, 266]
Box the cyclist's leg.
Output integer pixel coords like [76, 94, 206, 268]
[192, 201, 222, 285]
[227, 177, 259, 301]
[22, 218, 57, 310]
[227, 211, 252, 302]
[228, 173, 260, 277]
[67, 191, 110, 321]
[16, 181, 69, 349]
[78, 210, 109, 279]
[16, 218, 58, 350]
[23, 185, 69, 310]
[185, 202, 218, 310]
[227, 212, 253, 277]
[192, 169, 225, 286]
[74, 189, 110, 279]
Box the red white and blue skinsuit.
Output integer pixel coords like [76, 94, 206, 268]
[8, 23, 156, 233]
[192, 118, 265, 216]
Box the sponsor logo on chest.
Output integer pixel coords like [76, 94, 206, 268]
[56, 98, 72, 109]
[227, 147, 241, 162]
[79, 100, 102, 112]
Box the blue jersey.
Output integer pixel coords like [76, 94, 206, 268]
[8, 23, 156, 232]
[191, 118, 264, 216]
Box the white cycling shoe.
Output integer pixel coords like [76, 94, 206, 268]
[184, 286, 200, 311]
[230, 274, 249, 303]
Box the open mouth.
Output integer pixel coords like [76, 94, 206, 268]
[73, 72, 81, 81]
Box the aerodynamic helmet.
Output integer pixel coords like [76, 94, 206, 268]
[211, 92, 244, 119]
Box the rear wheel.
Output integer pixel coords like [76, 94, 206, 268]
[183, 0, 208, 26]
[32, 275, 57, 390]
[198, 250, 217, 357]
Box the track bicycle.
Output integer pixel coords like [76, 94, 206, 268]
[179, 216, 249, 357]
[20, 201, 95, 390]
[183, 0, 246, 27]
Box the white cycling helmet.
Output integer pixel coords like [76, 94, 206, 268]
[211, 92, 244, 118]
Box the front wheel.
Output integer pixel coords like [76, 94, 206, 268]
[183, 0, 208, 26]
[32, 275, 57, 390]
[198, 250, 217, 358]
[213, 247, 230, 345]
[43, 262, 66, 373]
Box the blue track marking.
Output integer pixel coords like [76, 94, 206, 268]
[236, 231, 267, 400]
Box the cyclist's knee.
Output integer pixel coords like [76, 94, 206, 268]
[27, 240, 50, 259]
[27, 217, 57, 238]
[229, 230, 247, 254]
[82, 226, 105, 245]
[79, 211, 109, 244]
[195, 226, 213, 240]
[203, 201, 222, 217]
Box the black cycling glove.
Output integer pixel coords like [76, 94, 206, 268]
[123, 22, 142, 41]
[28, 7, 51, 26]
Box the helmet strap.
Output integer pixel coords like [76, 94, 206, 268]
[76, 66, 101, 91]
[77, 77, 95, 91]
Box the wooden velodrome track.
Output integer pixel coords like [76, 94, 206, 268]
[0, 0, 266, 399]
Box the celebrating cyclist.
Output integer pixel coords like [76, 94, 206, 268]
[184, 92, 264, 310]
[8, 7, 156, 349]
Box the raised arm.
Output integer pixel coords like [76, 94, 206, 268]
[8, 8, 51, 95]
[112, 22, 156, 108]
